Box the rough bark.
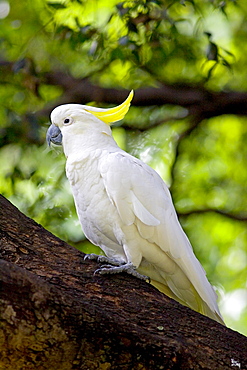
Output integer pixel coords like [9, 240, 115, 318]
[0, 194, 246, 370]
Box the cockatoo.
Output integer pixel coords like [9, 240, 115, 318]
[46, 91, 224, 324]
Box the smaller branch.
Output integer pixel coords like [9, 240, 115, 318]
[169, 118, 201, 189]
[178, 208, 247, 222]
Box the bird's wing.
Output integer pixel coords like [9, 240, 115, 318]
[99, 151, 223, 322]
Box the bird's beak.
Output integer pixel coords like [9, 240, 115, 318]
[46, 124, 63, 146]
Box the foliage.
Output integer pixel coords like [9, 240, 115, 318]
[0, 0, 246, 334]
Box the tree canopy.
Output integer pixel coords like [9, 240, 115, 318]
[0, 0, 246, 335]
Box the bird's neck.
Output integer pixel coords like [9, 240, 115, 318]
[62, 129, 119, 159]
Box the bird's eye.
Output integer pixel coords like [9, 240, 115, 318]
[63, 118, 72, 125]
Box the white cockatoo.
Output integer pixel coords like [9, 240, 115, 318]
[46, 91, 224, 324]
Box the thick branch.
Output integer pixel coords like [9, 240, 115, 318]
[41, 71, 247, 122]
[0, 194, 246, 370]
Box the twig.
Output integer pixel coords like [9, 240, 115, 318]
[178, 208, 247, 222]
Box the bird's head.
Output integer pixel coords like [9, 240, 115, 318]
[46, 90, 134, 147]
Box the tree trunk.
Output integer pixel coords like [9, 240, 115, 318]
[0, 194, 246, 370]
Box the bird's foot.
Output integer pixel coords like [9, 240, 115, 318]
[84, 254, 150, 282]
[95, 262, 150, 282]
[84, 253, 124, 266]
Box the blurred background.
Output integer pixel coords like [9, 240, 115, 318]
[0, 0, 246, 334]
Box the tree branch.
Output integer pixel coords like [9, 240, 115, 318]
[0, 194, 246, 369]
[40, 71, 247, 123]
[178, 208, 247, 222]
[2, 63, 247, 146]
[169, 118, 201, 189]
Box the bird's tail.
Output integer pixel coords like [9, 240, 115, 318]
[137, 263, 225, 325]
[149, 278, 225, 325]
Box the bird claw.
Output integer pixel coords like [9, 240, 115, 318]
[84, 253, 125, 266]
[94, 262, 150, 282]
[84, 253, 101, 261]
[84, 254, 150, 282]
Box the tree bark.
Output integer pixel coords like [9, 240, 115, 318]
[0, 194, 246, 370]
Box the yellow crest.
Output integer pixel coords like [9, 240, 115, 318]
[85, 90, 134, 124]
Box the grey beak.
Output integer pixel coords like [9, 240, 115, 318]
[46, 124, 63, 146]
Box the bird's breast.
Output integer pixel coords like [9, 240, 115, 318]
[65, 152, 122, 250]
